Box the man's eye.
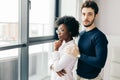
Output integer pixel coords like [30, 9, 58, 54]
[88, 13, 93, 16]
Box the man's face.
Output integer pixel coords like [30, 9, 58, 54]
[81, 7, 96, 27]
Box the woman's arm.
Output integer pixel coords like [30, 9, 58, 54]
[52, 45, 79, 72]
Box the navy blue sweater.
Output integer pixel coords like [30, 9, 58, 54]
[77, 28, 108, 79]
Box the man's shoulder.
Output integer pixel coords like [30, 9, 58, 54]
[80, 30, 86, 35]
[93, 29, 108, 43]
[94, 28, 106, 37]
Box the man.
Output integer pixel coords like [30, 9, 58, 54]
[76, 0, 108, 80]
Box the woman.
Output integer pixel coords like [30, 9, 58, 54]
[49, 16, 80, 80]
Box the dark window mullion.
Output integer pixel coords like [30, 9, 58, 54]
[0, 43, 26, 51]
[18, 0, 29, 80]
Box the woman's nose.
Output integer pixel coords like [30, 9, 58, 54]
[56, 30, 61, 34]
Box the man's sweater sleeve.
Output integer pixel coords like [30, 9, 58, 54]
[80, 33, 108, 68]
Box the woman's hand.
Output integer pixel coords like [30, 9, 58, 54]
[56, 69, 66, 77]
[54, 40, 63, 51]
[50, 64, 66, 77]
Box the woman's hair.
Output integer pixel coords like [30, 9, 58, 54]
[55, 16, 80, 37]
[81, 0, 99, 15]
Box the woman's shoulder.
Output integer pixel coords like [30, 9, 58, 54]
[65, 43, 79, 57]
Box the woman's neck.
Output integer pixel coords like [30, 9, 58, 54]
[65, 37, 73, 43]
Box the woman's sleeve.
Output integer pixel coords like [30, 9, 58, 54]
[53, 53, 75, 72]
[52, 46, 78, 72]
[48, 51, 60, 70]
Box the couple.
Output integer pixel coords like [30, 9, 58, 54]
[49, 1, 108, 80]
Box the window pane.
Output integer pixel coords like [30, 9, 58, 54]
[0, 0, 19, 80]
[0, 49, 19, 80]
[29, 43, 53, 80]
[0, 0, 19, 47]
[29, 0, 55, 37]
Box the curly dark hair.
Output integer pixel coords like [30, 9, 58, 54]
[55, 16, 80, 37]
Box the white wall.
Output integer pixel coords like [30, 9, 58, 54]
[95, 0, 120, 36]
[94, 0, 120, 80]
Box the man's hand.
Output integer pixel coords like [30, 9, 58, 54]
[56, 69, 66, 77]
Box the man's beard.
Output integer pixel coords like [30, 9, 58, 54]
[84, 18, 95, 27]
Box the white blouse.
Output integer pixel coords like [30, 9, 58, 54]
[49, 40, 79, 80]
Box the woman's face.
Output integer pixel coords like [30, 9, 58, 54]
[56, 24, 71, 42]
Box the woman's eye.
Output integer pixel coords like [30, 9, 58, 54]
[61, 29, 64, 32]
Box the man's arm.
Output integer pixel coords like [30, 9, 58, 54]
[80, 33, 108, 68]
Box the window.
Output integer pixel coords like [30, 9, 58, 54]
[0, 0, 19, 47]
[28, 0, 56, 80]
[0, 0, 19, 80]
[0, 0, 58, 80]
[29, 43, 53, 80]
[29, 0, 55, 37]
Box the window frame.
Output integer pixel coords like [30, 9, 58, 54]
[0, 0, 60, 80]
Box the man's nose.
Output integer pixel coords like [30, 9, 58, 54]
[84, 15, 88, 19]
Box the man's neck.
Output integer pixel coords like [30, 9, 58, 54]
[85, 24, 96, 32]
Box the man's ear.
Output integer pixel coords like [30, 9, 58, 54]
[95, 14, 98, 18]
